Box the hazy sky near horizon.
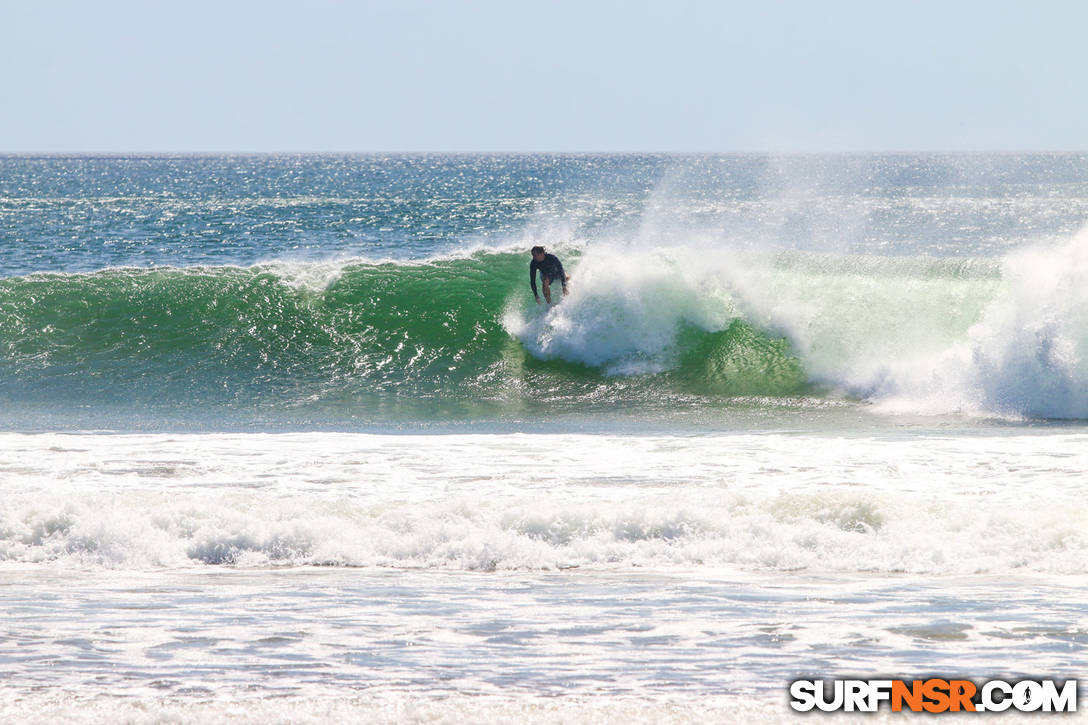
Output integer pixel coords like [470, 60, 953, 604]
[3, 0, 1085, 152]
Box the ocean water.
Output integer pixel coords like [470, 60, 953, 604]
[2, 153, 1088, 722]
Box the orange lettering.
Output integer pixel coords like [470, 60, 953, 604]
[892, 680, 924, 712]
[949, 680, 977, 711]
[922, 679, 951, 713]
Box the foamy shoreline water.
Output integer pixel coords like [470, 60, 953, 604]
[2, 565, 1085, 722]
[11, 692, 1086, 724]
[2, 430, 1087, 721]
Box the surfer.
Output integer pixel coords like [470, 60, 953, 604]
[529, 246, 570, 304]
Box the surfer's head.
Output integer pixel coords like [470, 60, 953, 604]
[530, 246, 545, 261]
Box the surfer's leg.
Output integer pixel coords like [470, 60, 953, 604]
[542, 277, 553, 304]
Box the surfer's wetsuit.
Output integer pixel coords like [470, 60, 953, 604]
[529, 253, 567, 297]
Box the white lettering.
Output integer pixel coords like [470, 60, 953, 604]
[1014, 680, 1043, 712]
[1041, 679, 1077, 712]
[789, 680, 817, 712]
[816, 680, 844, 712]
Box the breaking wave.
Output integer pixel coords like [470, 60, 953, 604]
[3, 228, 1088, 419]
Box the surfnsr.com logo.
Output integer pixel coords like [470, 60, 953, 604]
[789, 679, 1077, 713]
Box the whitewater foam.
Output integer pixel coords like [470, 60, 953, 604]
[505, 244, 736, 374]
[3, 431, 1086, 575]
[505, 226, 1088, 420]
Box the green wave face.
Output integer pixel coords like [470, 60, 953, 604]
[0, 257, 502, 407]
[0, 250, 822, 421]
[673, 321, 810, 397]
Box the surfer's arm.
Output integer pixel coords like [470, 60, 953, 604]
[529, 262, 540, 299]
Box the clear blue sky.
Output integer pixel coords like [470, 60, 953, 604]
[3, 0, 1085, 152]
